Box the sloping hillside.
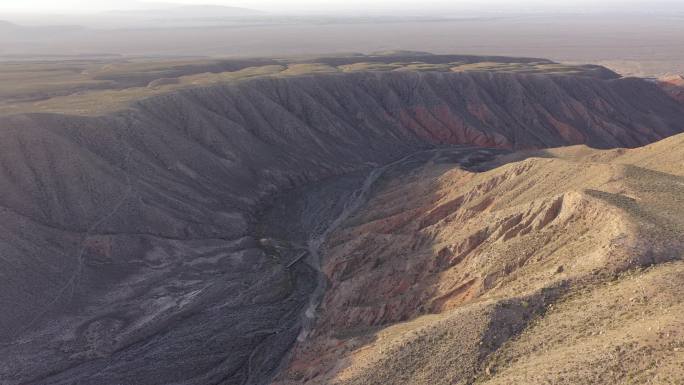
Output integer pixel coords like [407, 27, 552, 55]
[0, 70, 682, 385]
[275, 132, 684, 385]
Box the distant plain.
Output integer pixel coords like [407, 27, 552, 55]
[0, 53, 614, 116]
[1, 12, 684, 79]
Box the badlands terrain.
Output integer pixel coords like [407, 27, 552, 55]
[0, 53, 683, 384]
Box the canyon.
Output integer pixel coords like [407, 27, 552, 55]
[0, 61, 683, 384]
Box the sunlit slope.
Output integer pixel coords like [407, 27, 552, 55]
[277, 133, 684, 385]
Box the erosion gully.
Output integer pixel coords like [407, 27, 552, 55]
[253, 146, 507, 384]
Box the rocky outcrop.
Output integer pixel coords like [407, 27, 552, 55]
[0, 70, 683, 385]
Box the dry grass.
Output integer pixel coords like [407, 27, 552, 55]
[279, 63, 340, 76]
[338, 62, 402, 72]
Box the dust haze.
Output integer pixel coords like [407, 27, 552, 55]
[1, 0, 684, 77]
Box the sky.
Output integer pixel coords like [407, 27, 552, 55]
[0, 0, 678, 14]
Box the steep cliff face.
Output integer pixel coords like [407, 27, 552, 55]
[0, 71, 683, 385]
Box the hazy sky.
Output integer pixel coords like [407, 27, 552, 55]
[0, 0, 678, 14]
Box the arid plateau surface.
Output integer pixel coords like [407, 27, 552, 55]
[0, 54, 683, 385]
